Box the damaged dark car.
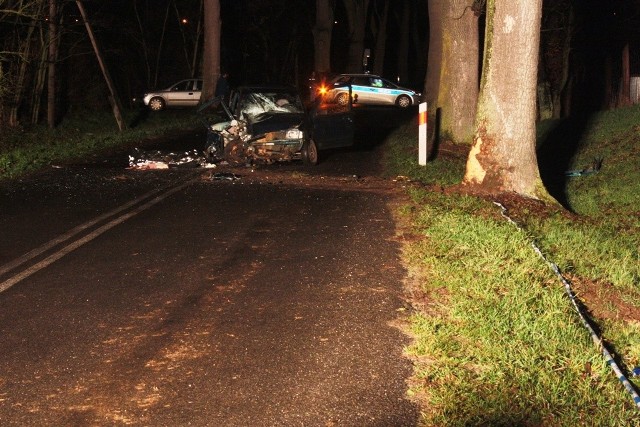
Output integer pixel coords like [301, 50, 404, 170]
[199, 85, 354, 165]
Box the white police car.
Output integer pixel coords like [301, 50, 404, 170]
[321, 74, 421, 108]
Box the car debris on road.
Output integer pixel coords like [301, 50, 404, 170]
[127, 148, 216, 170]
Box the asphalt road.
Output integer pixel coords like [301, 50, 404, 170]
[0, 108, 419, 426]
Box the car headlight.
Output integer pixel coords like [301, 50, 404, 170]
[286, 129, 303, 140]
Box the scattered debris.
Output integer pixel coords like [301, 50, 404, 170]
[212, 172, 242, 181]
[565, 158, 603, 177]
[128, 148, 214, 170]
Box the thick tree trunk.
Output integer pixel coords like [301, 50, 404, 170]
[437, 0, 479, 145]
[618, 43, 631, 108]
[424, 0, 444, 143]
[463, 0, 553, 201]
[396, 0, 410, 83]
[372, 0, 389, 76]
[313, 0, 333, 74]
[202, 0, 221, 101]
[343, 0, 370, 73]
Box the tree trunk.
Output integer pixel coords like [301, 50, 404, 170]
[424, 0, 444, 143]
[618, 43, 631, 108]
[31, 24, 48, 124]
[437, 0, 479, 145]
[9, 22, 37, 127]
[313, 0, 333, 74]
[202, 0, 221, 101]
[343, 0, 370, 73]
[372, 0, 389, 76]
[396, 0, 410, 83]
[463, 0, 553, 201]
[47, 0, 57, 128]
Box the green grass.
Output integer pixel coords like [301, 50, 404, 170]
[383, 117, 465, 186]
[384, 106, 640, 425]
[0, 108, 202, 180]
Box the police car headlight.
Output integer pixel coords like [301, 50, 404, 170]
[286, 129, 303, 140]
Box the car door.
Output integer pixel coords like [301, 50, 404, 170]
[310, 84, 354, 149]
[187, 79, 203, 106]
[164, 80, 190, 105]
[368, 77, 399, 105]
[166, 80, 200, 106]
[351, 76, 372, 104]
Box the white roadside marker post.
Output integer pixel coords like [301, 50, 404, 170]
[418, 102, 427, 165]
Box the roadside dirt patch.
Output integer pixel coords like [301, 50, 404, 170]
[568, 274, 640, 324]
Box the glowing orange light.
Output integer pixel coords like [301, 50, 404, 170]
[318, 86, 328, 95]
[181, 18, 188, 24]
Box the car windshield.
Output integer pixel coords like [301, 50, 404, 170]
[239, 91, 303, 118]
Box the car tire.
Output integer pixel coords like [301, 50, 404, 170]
[396, 95, 412, 108]
[149, 97, 166, 111]
[302, 138, 319, 165]
[336, 92, 349, 106]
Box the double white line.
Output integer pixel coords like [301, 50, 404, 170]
[0, 176, 196, 293]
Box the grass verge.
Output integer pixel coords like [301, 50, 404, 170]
[0, 109, 202, 181]
[384, 108, 640, 425]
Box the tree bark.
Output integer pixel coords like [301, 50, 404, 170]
[313, 0, 334, 74]
[618, 43, 631, 108]
[343, 0, 370, 73]
[47, 0, 57, 128]
[463, 0, 553, 201]
[202, 0, 221, 101]
[372, 0, 389, 76]
[396, 0, 410, 83]
[437, 0, 479, 145]
[424, 0, 444, 143]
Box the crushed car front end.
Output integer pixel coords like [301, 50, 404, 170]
[201, 87, 309, 164]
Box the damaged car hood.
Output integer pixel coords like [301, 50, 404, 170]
[246, 112, 305, 135]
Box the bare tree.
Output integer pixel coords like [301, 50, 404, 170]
[463, 0, 553, 201]
[1, 0, 47, 127]
[201, 0, 220, 101]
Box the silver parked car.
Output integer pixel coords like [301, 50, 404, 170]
[143, 79, 202, 111]
[321, 74, 421, 108]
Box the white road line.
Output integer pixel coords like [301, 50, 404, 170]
[0, 178, 195, 293]
[0, 186, 167, 278]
